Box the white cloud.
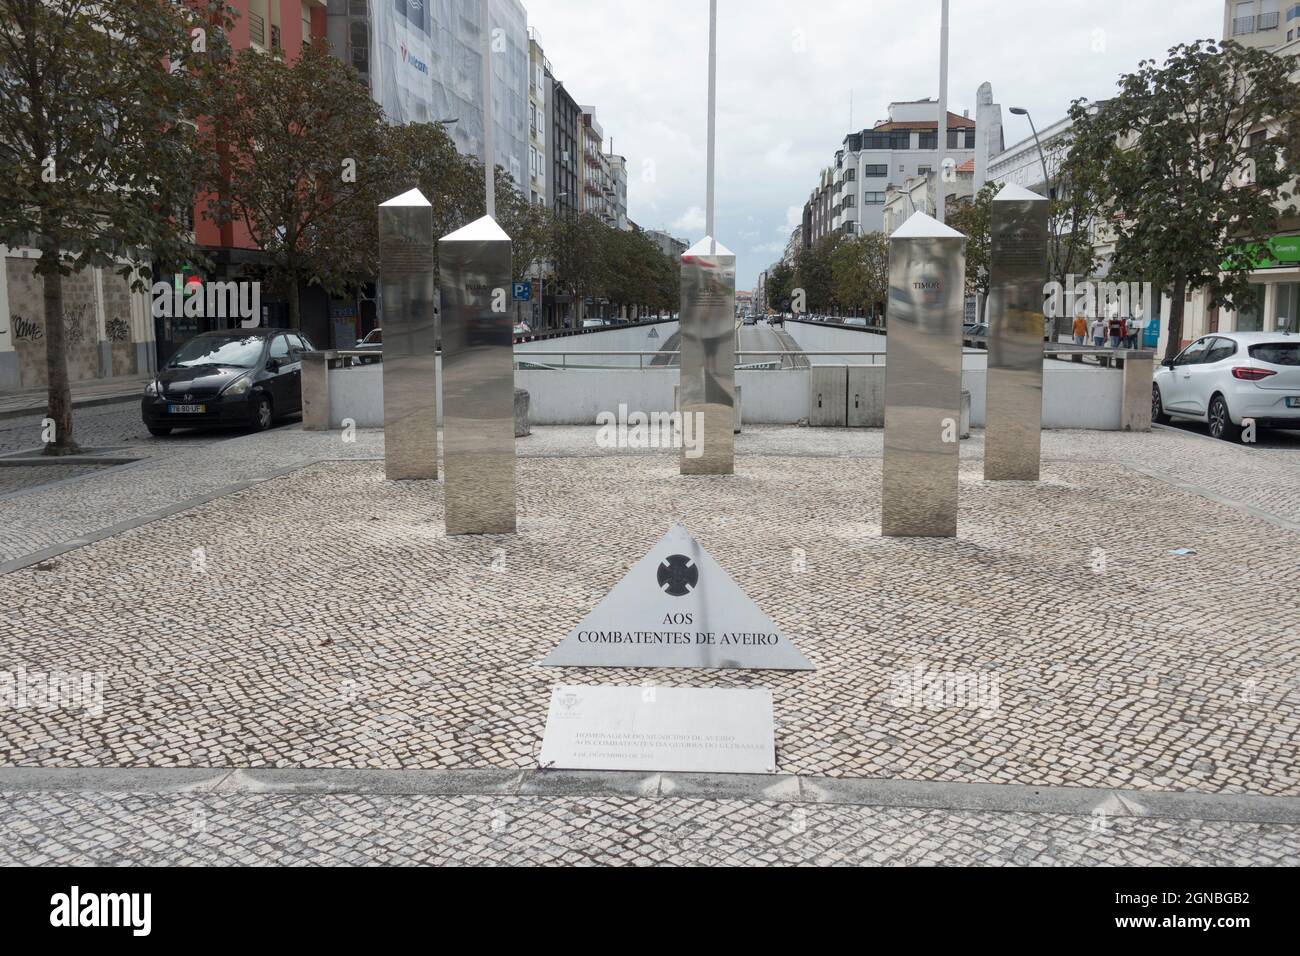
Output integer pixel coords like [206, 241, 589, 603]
[525, 0, 1224, 289]
[672, 205, 707, 234]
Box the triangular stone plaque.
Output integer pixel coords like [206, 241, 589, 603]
[541, 524, 814, 671]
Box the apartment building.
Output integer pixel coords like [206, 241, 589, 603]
[549, 73, 581, 221]
[606, 152, 630, 230]
[1225, 0, 1300, 46]
[580, 106, 613, 224]
[646, 230, 688, 259]
[830, 99, 980, 239]
[527, 29, 549, 206]
[325, 0, 529, 191]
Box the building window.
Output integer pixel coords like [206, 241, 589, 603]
[864, 192, 885, 204]
[863, 164, 887, 177]
[918, 131, 937, 150]
[844, 168, 856, 181]
[349, 22, 369, 74]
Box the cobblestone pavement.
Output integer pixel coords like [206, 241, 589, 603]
[2, 423, 1298, 864]
[0, 399, 232, 458]
[3, 446, 1297, 796]
[0, 463, 113, 497]
[2, 788, 1296, 866]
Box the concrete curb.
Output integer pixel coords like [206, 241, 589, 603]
[1, 766, 1297, 825]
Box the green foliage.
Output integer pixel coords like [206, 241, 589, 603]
[201, 39, 390, 325]
[947, 183, 997, 311]
[830, 231, 889, 317]
[764, 261, 795, 311]
[0, 0, 225, 451]
[794, 232, 843, 313]
[1071, 38, 1300, 359]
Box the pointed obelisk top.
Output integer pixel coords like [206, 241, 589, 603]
[892, 210, 965, 240]
[441, 214, 510, 243]
[994, 182, 1047, 203]
[380, 188, 431, 208]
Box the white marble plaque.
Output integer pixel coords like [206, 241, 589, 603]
[538, 685, 777, 774]
[540, 524, 814, 671]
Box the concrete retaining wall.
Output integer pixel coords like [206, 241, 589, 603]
[312, 352, 1143, 432]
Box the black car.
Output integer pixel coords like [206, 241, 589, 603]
[141, 329, 314, 436]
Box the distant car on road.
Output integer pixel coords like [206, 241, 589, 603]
[142, 329, 314, 436]
[743, 314, 757, 325]
[844, 316, 868, 328]
[1153, 331, 1300, 442]
[352, 327, 382, 365]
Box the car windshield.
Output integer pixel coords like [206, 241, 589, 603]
[167, 335, 264, 369]
[1249, 342, 1300, 366]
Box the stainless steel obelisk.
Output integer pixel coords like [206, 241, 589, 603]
[985, 183, 1048, 481]
[438, 216, 515, 535]
[679, 0, 734, 476]
[679, 237, 736, 475]
[379, 188, 438, 481]
[882, 211, 967, 538]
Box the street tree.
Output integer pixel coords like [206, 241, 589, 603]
[1070, 39, 1300, 362]
[202, 39, 389, 328]
[764, 261, 796, 312]
[830, 232, 889, 320]
[947, 183, 997, 322]
[0, 0, 220, 453]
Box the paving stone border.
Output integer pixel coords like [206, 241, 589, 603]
[3, 767, 1299, 825]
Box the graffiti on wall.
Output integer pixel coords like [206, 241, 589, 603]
[106, 317, 130, 342]
[12, 315, 43, 341]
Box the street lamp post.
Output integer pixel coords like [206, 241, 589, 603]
[1009, 107, 1054, 201]
[1009, 107, 1056, 341]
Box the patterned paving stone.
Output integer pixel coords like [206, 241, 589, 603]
[0, 790, 1295, 866]
[2, 447, 1296, 796]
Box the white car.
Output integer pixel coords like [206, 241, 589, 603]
[1152, 331, 1300, 442]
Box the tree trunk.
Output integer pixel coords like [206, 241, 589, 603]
[288, 277, 300, 330]
[1164, 277, 1186, 365]
[40, 254, 79, 456]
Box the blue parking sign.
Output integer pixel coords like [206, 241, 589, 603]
[513, 281, 531, 301]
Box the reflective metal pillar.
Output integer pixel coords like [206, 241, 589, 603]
[438, 215, 516, 535]
[985, 184, 1049, 481]
[379, 188, 438, 481]
[679, 237, 736, 475]
[882, 212, 967, 538]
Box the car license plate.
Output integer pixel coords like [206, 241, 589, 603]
[167, 404, 206, 414]
[1287, 397, 1300, 409]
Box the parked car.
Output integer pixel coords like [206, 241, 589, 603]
[142, 329, 314, 436]
[1152, 331, 1300, 442]
[352, 327, 382, 365]
[582, 318, 604, 329]
[844, 317, 868, 328]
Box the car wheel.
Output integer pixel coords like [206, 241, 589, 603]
[1151, 384, 1171, 425]
[147, 425, 172, 437]
[252, 395, 273, 431]
[1207, 394, 1242, 443]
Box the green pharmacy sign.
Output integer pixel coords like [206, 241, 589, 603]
[1223, 234, 1300, 271]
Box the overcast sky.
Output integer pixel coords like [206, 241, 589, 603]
[525, 0, 1226, 290]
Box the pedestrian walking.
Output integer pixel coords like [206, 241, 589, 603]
[1090, 315, 1106, 348]
[1072, 309, 1088, 346]
[1108, 313, 1123, 349]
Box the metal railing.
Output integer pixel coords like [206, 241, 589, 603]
[1233, 14, 1257, 34]
[513, 350, 884, 369]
